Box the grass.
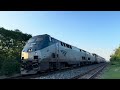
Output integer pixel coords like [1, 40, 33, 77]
[101, 62, 120, 79]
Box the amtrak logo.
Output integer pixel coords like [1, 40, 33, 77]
[60, 50, 67, 56]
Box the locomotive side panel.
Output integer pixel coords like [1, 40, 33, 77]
[58, 43, 86, 65]
[38, 44, 57, 71]
[58, 43, 78, 65]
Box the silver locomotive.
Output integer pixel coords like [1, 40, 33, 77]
[21, 34, 106, 75]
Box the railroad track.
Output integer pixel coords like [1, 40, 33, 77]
[4, 63, 107, 79]
[71, 63, 107, 79]
[33, 63, 107, 79]
[5, 66, 81, 79]
[5, 69, 66, 79]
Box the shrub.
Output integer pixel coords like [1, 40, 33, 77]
[1, 59, 20, 76]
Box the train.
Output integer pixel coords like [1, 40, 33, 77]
[20, 34, 106, 75]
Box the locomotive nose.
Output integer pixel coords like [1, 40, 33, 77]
[21, 52, 39, 60]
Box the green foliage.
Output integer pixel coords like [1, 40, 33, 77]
[0, 27, 32, 76]
[101, 43, 120, 79]
[110, 46, 120, 65]
[1, 58, 20, 76]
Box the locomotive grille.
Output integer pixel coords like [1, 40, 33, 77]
[34, 56, 38, 59]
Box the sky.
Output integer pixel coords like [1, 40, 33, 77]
[0, 11, 120, 61]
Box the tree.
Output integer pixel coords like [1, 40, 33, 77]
[0, 27, 32, 75]
[14, 29, 22, 33]
[110, 46, 120, 64]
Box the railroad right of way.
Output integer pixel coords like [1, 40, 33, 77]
[32, 63, 107, 79]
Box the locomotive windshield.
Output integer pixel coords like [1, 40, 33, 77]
[22, 36, 49, 52]
[28, 38, 43, 43]
[27, 38, 36, 43]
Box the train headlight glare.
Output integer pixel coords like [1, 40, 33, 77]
[21, 52, 28, 60]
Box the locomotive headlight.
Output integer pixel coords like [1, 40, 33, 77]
[21, 52, 28, 60]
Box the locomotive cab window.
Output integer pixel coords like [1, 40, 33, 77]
[61, 42, 63, 46]
[63, 43, 66, 47]
[49, 37, 51, 41]
[51, 38, 54, 42]
[66, 44, 69, 48]
[36, 37, 43, 41]
[70, 46, 72, 49]
[28, 38, 36, 43]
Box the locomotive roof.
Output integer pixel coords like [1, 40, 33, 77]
[31, 34, 104, 59]
[32, 34, 50, 38]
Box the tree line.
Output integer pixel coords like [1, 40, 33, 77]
[110, 46, 120, 65]
[0, 27, 32, 75]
